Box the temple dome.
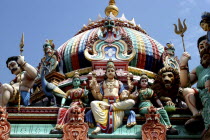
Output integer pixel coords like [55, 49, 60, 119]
[57, 15, 165, 74]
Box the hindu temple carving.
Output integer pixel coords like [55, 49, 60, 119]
[151, 67, 186, 110]
[63, 106, 88, 140]
[89, 59, 135, 134]
[0, 55, 37, 107]
[142, 106, 166, 140]
[1, 0, 210, 139]
[51, 71, 88, 134]
[0, 107, 10, 140]
[38, 40, 60, 75]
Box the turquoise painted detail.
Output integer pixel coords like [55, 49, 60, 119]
[125, 28, 138, 67]
[10, 124, 62, 138]
[141, 32, 153, 57]
[88, 125, 202, 139]
[64, 37, 76, 72]
[9, 124, 202, 139]
[90, 40, 134, 60]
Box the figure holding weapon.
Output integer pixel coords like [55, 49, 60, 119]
[0, 33, 38, 108]
[177, 15, 210, 134]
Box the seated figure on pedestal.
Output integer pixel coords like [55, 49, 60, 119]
[0, 56, 37, 107]
[180, 35, 210, 137]
[130, 74, 178, 135]
[50, 71, 88, 134]
[89, 59, 135, 134]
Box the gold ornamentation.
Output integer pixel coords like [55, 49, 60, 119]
[105, 0, 119, 17]
[105, 79, 116, 93]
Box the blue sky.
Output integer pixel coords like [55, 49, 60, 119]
[0, 0, 209, 84]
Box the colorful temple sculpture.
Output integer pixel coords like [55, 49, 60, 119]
[0, 0, 210, 140]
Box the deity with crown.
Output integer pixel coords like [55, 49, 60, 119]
[89, 59, 135, 134]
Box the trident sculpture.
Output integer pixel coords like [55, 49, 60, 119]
[173, 18, 187, 52]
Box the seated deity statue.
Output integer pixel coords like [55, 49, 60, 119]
[50, 71, 88, 134]
[129, 74, 178, 135]
[0, 56, 38, 107]
[180, 35, 210, 135]
[89, 59, 135, 134]
[38, 40, 59, 75]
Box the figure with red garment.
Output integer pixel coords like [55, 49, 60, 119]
[50, 71, 88, 134]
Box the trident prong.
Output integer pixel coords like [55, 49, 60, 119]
[173, 18, 187, 52]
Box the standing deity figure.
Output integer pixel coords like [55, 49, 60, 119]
[89, 59, 135, 134]
[0, 56, 38, 107]
[50, 72, 88, 134]
[130, 74, 178, 135]
[180, 35, 210, 136]
[38, 40, 59, 75]
[163, 43, 180, 70]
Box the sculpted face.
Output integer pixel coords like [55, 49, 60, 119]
[200, 22, 210, 31]
[140, 78, 148, 89]
[8, 61, 21, 75]
[72, 77, 81, 88]
[201, 53, 210, 68]
[106, 67, 115, 79]
[162, 72, 174, 89]
[198, 39, 207, 52]
[104, 20, 115, 30]
[44, 45, 53, 55]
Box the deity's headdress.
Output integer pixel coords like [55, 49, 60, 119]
[43, 40, 55, 50]
[140, 73, 148, 81]
[73, 71, 80, 79]
[201, 12, 210, 21]
[106, 59, 116, 70]
[166, 43, 175, 51]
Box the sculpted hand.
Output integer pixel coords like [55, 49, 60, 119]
[84, 89, 89, 96]
[180, 52, 191, 66]
[17, 55, 25, 65]
[99, 103, 110, 110]
[121, 90, 129, 99]
[205, 80, 210, 92]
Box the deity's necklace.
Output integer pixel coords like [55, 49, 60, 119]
[140, 88, 150, 99]
[105, 79, 115, 93]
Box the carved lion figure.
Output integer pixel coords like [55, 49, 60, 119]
[152, 67, 184, 108]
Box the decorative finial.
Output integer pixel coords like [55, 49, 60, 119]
[105, 0, 119, 17]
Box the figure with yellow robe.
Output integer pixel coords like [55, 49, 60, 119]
[89, 60, 135, 134]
